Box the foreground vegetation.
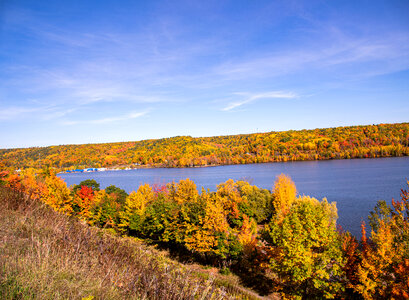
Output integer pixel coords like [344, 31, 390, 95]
[1, 122, 409, 170]
[0, 175, 267, 299]
[1, 169, 408, 299]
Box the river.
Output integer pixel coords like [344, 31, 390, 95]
[59, 156, 409, 237]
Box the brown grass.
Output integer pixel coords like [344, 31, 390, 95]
[0, 186, 263, 299]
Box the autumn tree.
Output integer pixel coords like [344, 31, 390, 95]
[89, 190, 121, 228]
[167, 178, 198, 204]
[20, 168, 46, 201]
[237, 214, 258, 258]
[73, 185, 95, 219]
[272, 174, 297, 222]
[141, 192, 178, 241]
[120, 183, 155, 233]
[105, 184, 128, 205]
[354, 182, 409, 299]
[340, 231, 360, 296]
[215, 179, 244, 228]
[72, 179, 100, 194]
[237, 180, 274, 223]
[167, 180, 204, 245]
[264, 195, 343, 299]
[184, 190, 232, 260]
[42, 174, 73, 215]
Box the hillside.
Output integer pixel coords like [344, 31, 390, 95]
[0, 182, 267, 299]
[1, 123, 409, 170]
[1, 168, 408, 298]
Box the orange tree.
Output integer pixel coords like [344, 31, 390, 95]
[353, 182, 409, 299]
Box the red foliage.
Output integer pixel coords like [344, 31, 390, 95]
[76, 186, 95, 217]
[152, 183, 168, 195]
[0, 170, 9, 181]
[341, 232, 360, 287]
[392, 259, 409, 299]
[77, 185, 94, 201]
[5, 174, 24, 193]
[360, 221, 369, 254]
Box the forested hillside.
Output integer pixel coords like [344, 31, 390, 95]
[1, 170, 408, 298]
[0, 173, 259, 299]
[1, 123, 409, 170]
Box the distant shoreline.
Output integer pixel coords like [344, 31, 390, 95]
[4, 122, 409, 173]
[58, 154, 408, 174]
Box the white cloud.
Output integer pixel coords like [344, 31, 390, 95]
[0, 106, 39, 120]
[0, 104, 79, 122]
[61, 111, 148, 126]
[1, 10, 224, 109]
[215, 33, 409, 81]
[222, 91, 297, 111]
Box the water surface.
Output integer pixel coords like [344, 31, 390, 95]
[59, 157, 409, 237]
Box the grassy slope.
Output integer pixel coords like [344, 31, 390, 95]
[0, 186, 269, 299]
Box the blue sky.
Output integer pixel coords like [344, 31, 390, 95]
[1, 0, 408, 148]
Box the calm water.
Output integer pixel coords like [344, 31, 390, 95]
[59, 157, 409, 237]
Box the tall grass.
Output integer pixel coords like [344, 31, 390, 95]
[0, 186, 256, 299]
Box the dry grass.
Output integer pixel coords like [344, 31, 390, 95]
[0, 186, 261, 299]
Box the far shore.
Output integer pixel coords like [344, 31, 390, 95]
[57, 154, 408, 174]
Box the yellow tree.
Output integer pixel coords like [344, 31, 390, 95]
[272, 174, 297, 222]
[237, 215, 258, 257]
[166, 179, 203, 244]
[216, 179, 244, 228]
[184, 191, 230, 258]
[120, 184, 154, 231]
[43, 175, 73, 215]
[168, 178, 198, 204]
[356, 221, 398, 299]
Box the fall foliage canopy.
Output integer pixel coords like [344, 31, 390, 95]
[1, 169, 408, 299]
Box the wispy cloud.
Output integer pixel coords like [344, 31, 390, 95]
[61, 111, 148, 126]
[1, 8, 225, 107]
[215, 33, 409, 81]
[8, 6, 406, 111]
[221, 91, 297, 111]
[0, 106, 40, 120]
[0, 103, 78, 122]
[40, 108, 78, 120]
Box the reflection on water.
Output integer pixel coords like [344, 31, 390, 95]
[59, 156, 409, 237]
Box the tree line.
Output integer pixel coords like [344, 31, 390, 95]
[1, 169, 407, 299]
[1, 122, 409, 170]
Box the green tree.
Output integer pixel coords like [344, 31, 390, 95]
[105, 184, 128, 205]
[265, 196, 344, 299]
[72, 179, 100, 194]
[142, 193, 178, 241]
[119, 184, 154, 233]
[368, 200, 392, 232]
[90, 190, 121, 228]
[237, 181, 274, 223]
